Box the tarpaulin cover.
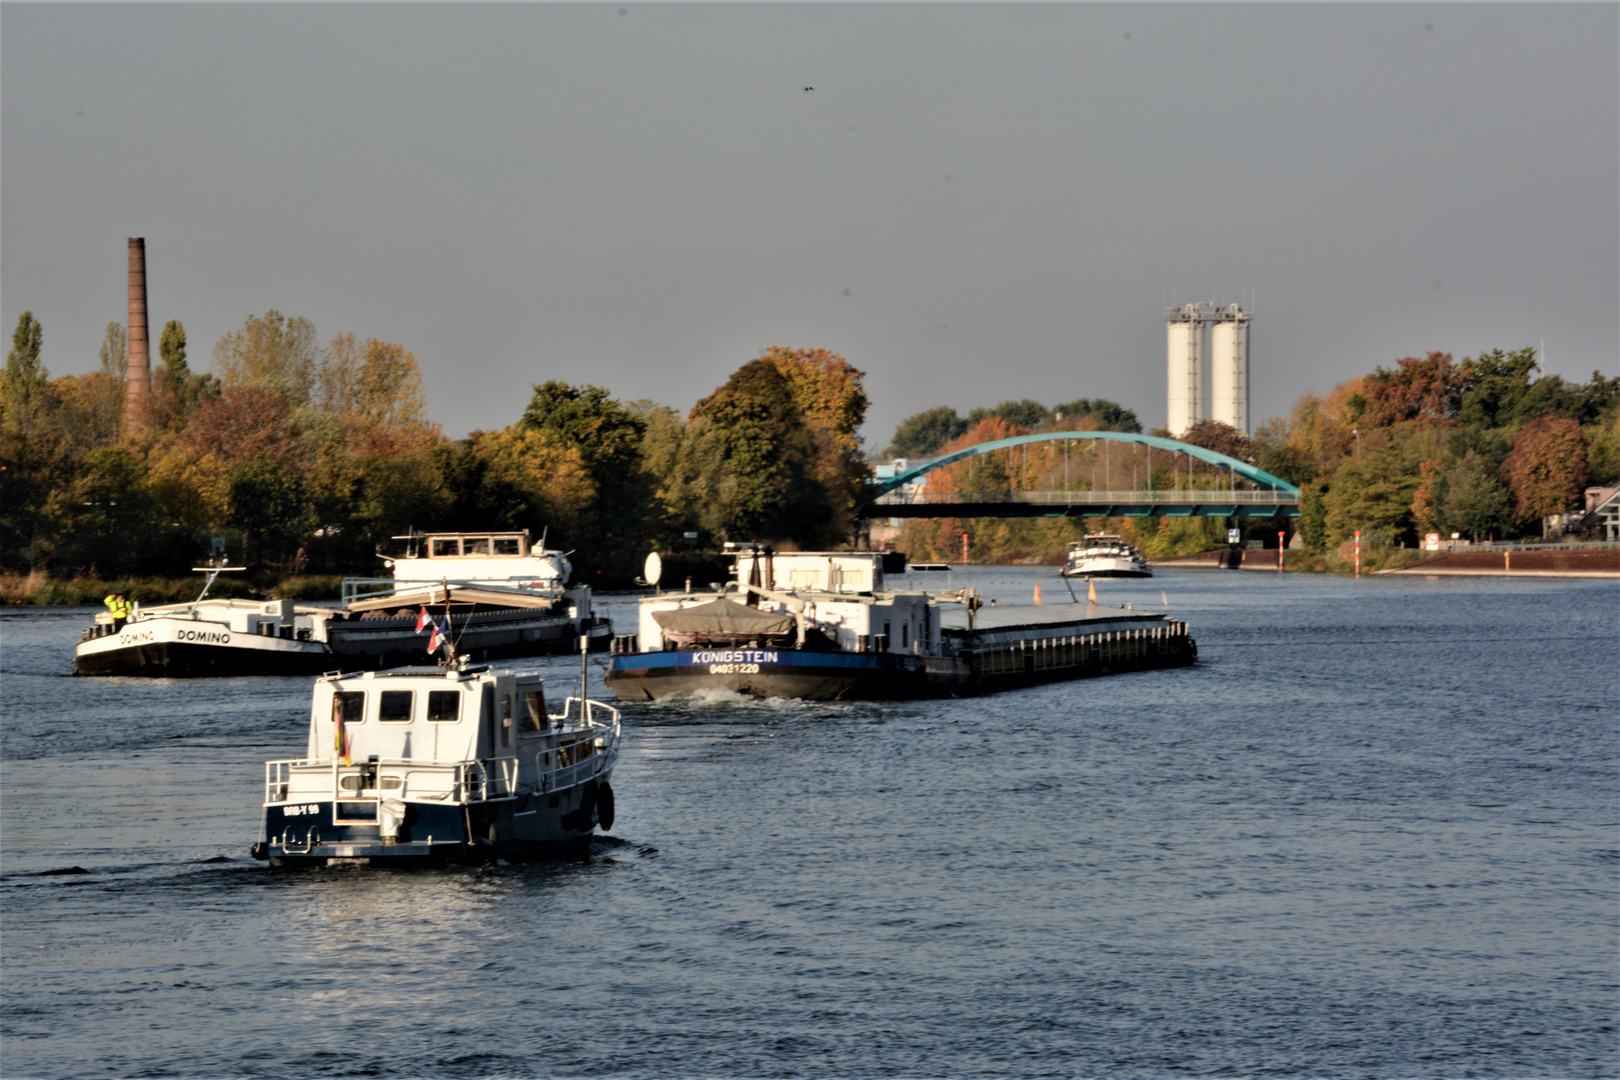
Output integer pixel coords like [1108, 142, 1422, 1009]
[652, 598, 795, 636]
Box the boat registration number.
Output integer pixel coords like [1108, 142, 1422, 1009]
[708, 663, 760, 675]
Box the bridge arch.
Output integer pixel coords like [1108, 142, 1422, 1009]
[869, 431, 1298, 499]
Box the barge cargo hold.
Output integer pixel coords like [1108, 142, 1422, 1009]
[605, 551, 1194, 702]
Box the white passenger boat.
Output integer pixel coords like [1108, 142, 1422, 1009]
[1061, 533, 1152, 578]
[252, 649, 620, 866]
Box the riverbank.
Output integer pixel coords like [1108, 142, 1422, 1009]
[0, 574, 345, 606]
[1151, 546, 1620, 577]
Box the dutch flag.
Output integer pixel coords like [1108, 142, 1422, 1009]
[415, 607, 431, 633]
[428, 615, 451, 654]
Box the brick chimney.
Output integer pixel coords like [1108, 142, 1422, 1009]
[125, 237, 150, 430]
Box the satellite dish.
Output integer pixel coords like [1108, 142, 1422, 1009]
[643, 551, 663, 588]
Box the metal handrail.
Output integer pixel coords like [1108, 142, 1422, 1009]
[872, 488, 1299, 506]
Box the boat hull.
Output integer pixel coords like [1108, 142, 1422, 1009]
[74, 613, 611, 677]
[608, 619, 1197, 702]
[74, 621, 332, 677]
[256, 774, 615, 867]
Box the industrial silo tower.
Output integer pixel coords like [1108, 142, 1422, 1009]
[1210, 303, 1251, 433]
[1164, 303, 1207, 436]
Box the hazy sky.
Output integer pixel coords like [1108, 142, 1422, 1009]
[3, 3, 1615, 446]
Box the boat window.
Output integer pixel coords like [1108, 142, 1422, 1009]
[557, 738, 595, 767]
[332, 691, 365, 725]
[339, 774, 368, 791]
[379, 775, 403, 790]
[379, 690, 414, 722]
[493, 536, 522, 556]
[519, 688, 547, 735]
[462, 537, 491, 556]
[431, 537, 458, 557]
[427, 690, 461, 723]
[500, 695, 513, 748]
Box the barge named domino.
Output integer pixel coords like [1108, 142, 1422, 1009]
[605, 549, 1195, 701]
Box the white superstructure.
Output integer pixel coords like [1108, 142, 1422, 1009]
[384, 531, 571, 592]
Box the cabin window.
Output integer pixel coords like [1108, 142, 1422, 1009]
[431, 537, 458, 557]
[500, 695, 513, 747]
[379, 690, 414, 722]
[519, 689, 548, 735]
[902, 623, 909, 649]
[557, 738, 595, 767]
[379, 775, 403, 790]
[427, 690, 461, 723]
[332, 691, 365, 725]
[462, 537, 491, 556]
[493, 536, 522, 556]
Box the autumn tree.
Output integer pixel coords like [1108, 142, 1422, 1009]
[1357, 352, 1465, 427]
[1499, 415, 1590, 529]
[1179, 420, 1254, 465]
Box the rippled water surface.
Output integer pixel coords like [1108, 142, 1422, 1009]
[3, 570, 1616, 1077]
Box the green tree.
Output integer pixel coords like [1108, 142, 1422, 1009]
[968, 399, 1049, 429]
[886, 406, 967, 457]
[1051, 398, 1142, 433]
[229, 452, 316, 567]
[516, 381, 657, 578]
[1442, 450, 1511, 541]
[1298, 479, 1329, 552]
[213, 311, 321, 405]
[688, 359, 832, 544]
[3, 312, 49, 433]
[98, 322, 127, 379]
[153, 319, 219, 425]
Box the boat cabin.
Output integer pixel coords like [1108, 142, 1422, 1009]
[382, 531, 573, 592]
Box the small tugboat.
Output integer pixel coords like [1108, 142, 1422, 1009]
[605, 549, 1194, 701]
[74, 531, 610, 677]
[1061, 533, 1152, 578]
[252, 638, 620, 866]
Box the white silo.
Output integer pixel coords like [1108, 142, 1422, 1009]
[1210, 304, 1251, 433]
[1165, 304, 1205, 436]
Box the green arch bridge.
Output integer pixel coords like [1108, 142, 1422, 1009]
[865, 431, 1300, 519]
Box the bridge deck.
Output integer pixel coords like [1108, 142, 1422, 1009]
[869, 489, 1299, 519]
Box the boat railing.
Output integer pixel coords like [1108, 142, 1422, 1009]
[536, 702, 621, 796]
[265, 756, 522, 805]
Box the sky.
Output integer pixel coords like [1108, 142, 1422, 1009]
[3, 3, 1616, 448]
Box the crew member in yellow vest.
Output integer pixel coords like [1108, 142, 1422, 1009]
[103, 593, 132, 630]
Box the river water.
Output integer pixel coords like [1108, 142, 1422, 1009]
[2, 569, 1615, 1077]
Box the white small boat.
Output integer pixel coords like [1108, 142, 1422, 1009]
[1061, 533, 1152, 578]
[253, 649, 620, 866]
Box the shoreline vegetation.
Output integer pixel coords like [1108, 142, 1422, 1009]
[4, 308, 1616, 590]
[9, 541, 1616, 607]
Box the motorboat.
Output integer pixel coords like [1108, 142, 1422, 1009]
[252, 646, 620, 866]
[1061, 533, 1152, 578]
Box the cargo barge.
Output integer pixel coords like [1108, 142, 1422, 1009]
[605, 550, 1194, 701]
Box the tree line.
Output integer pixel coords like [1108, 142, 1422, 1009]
[1, 311, 869, 587]
[5, 302, 1615, 590]
[879, 355, 1619, 563]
